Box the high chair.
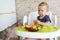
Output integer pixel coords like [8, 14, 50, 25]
[22, 11, 58, 40]
[28, 11, 57, 40]
[15, 10, 60, 40]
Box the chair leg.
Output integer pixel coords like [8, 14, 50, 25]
[18, 36, 20, 40]
[20, 36, 24, 40]
[50, 38, 53, 40]
[54, 37, 57, 40]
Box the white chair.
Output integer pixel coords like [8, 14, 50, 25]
[23, 15, 28, 25]
[28, 11, 57, 40]
[23, 11, 58, 40]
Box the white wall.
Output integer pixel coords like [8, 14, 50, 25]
[0, 0, 16, 13]
[0, 0, 17, 31]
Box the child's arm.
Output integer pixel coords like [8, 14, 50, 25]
[34, 20, 51, 25]
[39, 21, 50, 25]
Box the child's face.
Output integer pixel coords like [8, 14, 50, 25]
[38, 5, 48, 16]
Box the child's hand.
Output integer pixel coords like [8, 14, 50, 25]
[34, 20, 43, 25]
[34, 20, 40, 24]
[34, 20, 50, 25]
[34, 20, 38, 24]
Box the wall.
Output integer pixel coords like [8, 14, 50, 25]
[0, 13, 17, 31]
[0, 0, 17, 31]
[0, 0, 16, 13]
[16, 0, 60, 27]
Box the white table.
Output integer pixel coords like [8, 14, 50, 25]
[15, 30, 60, 40]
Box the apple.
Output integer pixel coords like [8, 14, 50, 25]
[25, 25, 32, 28]
[29, 27, 34, 30]
[32, 24, 40, 30]
[25, 25, 34, 30]
[25, 24, 41, 31]
[26, 27, 34, 31]
[33, 26, 38, 30]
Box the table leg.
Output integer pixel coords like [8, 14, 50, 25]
[54, 37, 57, 40]
[18, 36, 20, 40]
[50, 38, 53, 40]
[18, 36, 24, 40]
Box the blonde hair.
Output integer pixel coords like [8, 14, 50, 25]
[38, 2, 49, 11]
[38, 2, 48, 7]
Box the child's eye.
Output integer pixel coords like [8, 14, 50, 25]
[38, 10, 40, 11]
[41, 10, 44, 12]
[38, 9, 43, 11]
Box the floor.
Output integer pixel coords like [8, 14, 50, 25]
[10, 37, 18, 40]
[10, 37, 60, 40]
[9, 36, 60, 40]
